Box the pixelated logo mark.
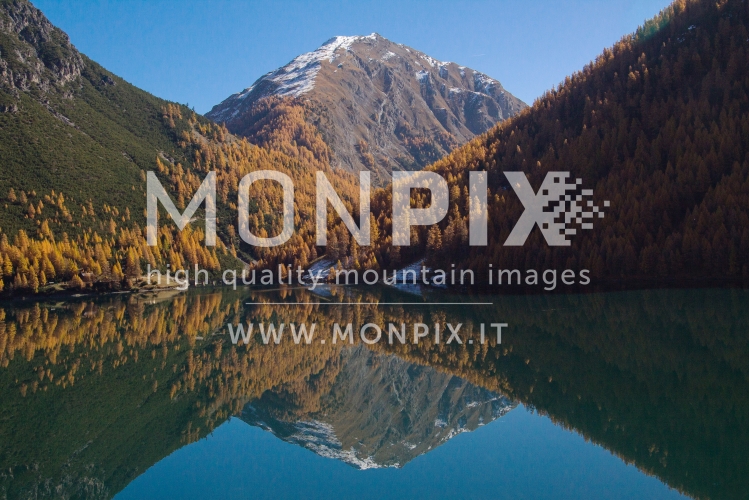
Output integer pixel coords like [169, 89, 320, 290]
[503, 171, 609, 246]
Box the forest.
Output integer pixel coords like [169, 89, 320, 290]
[222, 0, 749, 284]
[370, 0, 749, 282]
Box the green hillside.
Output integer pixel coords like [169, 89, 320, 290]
[0, 0, 363, 296]
[0, 0, 202, 237]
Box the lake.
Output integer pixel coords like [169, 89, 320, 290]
[0, 285, 746, 499]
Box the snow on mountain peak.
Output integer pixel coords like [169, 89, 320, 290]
[473, 72, 499, 94]
[233, 33, 382, 101]
[215, 32, 502, 123]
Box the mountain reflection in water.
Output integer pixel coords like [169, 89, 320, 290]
[0, 285, 745, 499]
[243, 344, 515, 469]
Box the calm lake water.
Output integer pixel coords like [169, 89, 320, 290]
[0, 285, 746, 499]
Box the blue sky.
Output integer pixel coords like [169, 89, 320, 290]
[34, 0, 673, 114]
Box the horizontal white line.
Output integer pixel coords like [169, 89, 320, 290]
[245, 302, 493, 306]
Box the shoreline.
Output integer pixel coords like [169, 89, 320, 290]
[1, 274, 747, 304]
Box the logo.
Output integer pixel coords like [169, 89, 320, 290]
[146, 170, 608, 248]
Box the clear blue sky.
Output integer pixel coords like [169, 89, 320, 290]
[34, 0, 673, 114]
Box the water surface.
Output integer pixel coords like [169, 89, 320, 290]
[0, 286, 745, 499]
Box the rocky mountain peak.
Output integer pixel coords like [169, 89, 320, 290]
[207, 33, 527, 180]
[0, 0, 84, 94]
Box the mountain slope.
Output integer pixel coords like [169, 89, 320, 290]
[0, 0, 365, 294]
[367, 0, 749, 281]
[0, 0, 253, 294]
[207, 34, 526, 182]
[0, 0, 190, 237]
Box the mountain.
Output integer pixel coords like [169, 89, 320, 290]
[0, 0, 239, 292]
[242, 344, 515, 469]
[0, 0, 182, 237]
[365, 0, 749, 281]
[0, 0, 364, 295]
[207, 34, 526, 182]
[6, 0, 746, 293]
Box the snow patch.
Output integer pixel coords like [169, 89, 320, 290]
[228, 35, 377, 104]
[258, 35, 362, 97]
[441, 426, 469, 442]
[419, 54, 448, 68]
[288, 420, 385, 470]
[473, 72, 498, 94]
